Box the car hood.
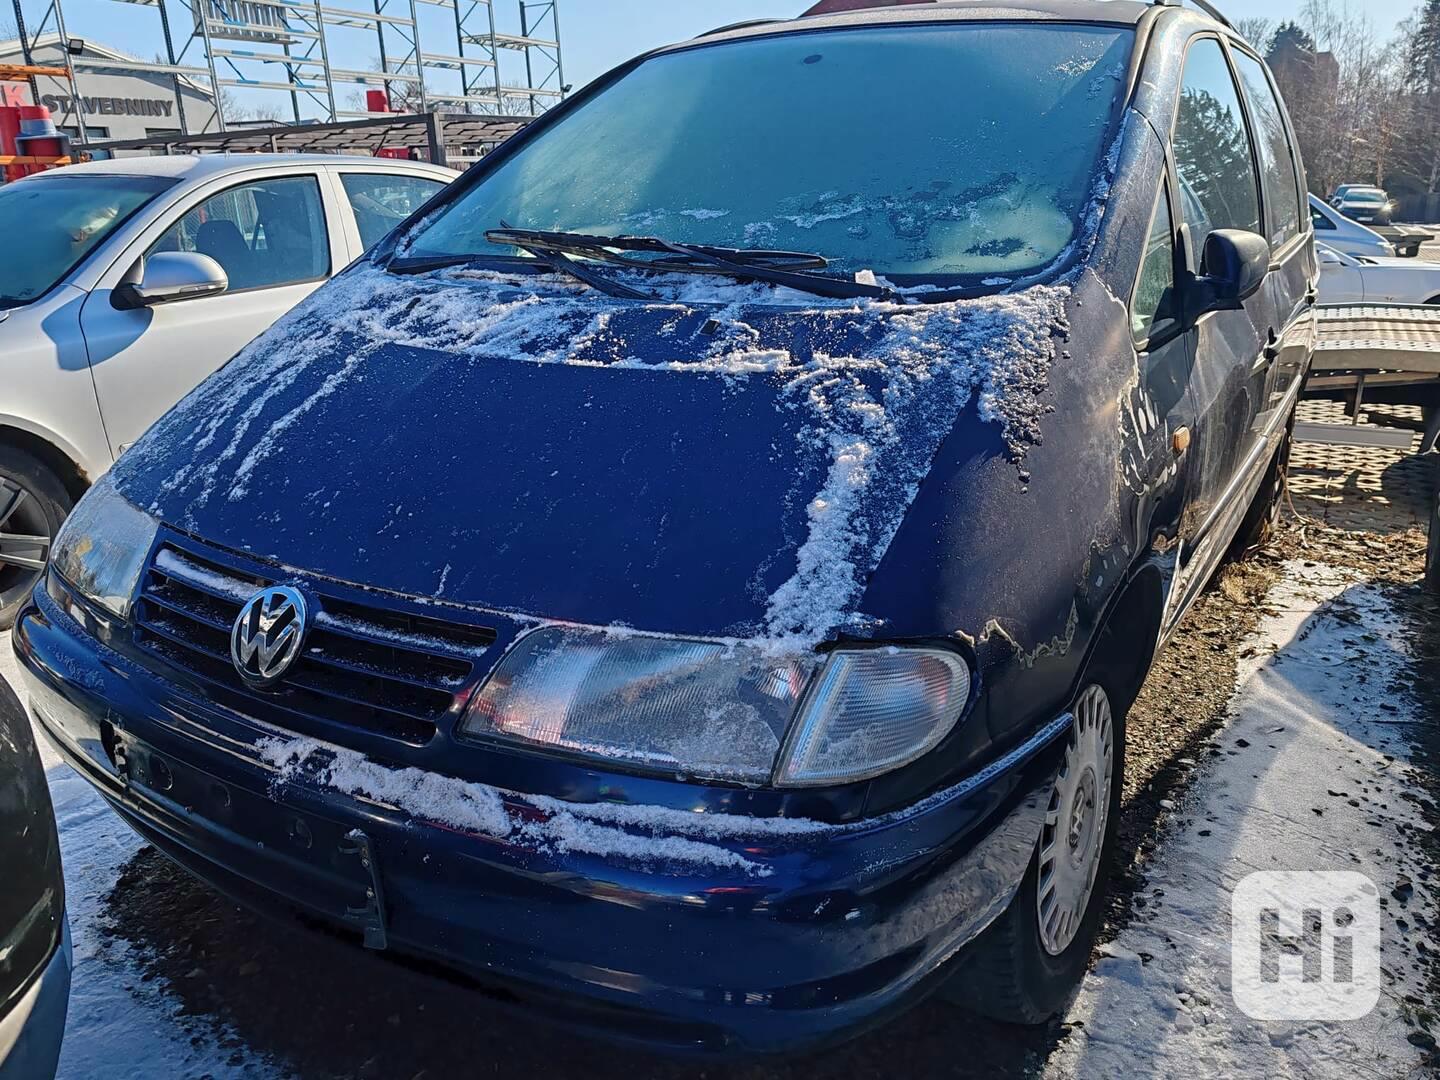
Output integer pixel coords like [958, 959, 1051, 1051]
[113, 263, 1070, 646]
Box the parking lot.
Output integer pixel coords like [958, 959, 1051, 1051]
[8, 3, 1440, 1077]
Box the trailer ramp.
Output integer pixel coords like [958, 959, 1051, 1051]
[1300, 303, 1440, 452]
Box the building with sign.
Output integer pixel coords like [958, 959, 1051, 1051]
[6, 0, 563, 143]
[0, 34, 218, 142]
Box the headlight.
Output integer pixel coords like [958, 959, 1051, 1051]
[50, 475, 158, 620]
[460, 627, 970, 787]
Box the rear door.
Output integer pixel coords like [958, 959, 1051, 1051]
[331, 167, 448, 257]
[79, 167, 347, 455]
[1231, 47, 1315, 417]
[1166, 34, 1276, 615]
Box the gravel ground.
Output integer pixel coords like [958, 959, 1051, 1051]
[4, 499, 1437, 1079]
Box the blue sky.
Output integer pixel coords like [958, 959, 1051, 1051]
[10, 0, 1424, 118]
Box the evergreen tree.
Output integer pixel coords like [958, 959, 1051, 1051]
[1267, 21, 1318, 61]
[1406, 0, 1440, 192]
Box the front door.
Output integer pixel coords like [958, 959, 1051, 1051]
[1166, 35, 1277, 622]
[79, 171, 343, 455]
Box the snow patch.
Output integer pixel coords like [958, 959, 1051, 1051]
[257, 733, 837, 877]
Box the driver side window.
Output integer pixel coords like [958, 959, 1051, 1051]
[149, 176, 329, 292]
[1173, 38, 1262, 253]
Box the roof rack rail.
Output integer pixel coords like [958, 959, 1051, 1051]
[700, 19, 784, 37]
[1154, 0, 1234, 30]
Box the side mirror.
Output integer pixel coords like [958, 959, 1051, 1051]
[113, 252, 228, 310]
[1183, 229, 1271, 324]
[1318, 248, 1344, 268]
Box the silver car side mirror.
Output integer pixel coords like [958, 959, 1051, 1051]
[113, 252, 228, 309]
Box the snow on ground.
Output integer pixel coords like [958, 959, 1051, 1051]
[1, 552, 1435, 1079]
[0, 636, 273, 1080]
[1049, 563, 1433, 1079]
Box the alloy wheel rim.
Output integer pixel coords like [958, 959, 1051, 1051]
[0, 477, 52, 602]
[1036, 684, 1114, 957]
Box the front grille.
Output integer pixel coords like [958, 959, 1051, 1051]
[133, 540, 497, 745]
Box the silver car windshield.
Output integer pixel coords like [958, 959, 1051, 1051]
[405, 23, 1134, 286]
[0, 174, 175, 309]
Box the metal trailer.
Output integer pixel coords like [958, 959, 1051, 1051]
[1296, 304, 1440, 591]
[1372, 224, 1436, 259]
[8, 0, 562, 145]
[1299, 304, 1440, 453]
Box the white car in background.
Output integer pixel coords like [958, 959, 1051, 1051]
[1316, 243, 1440, 305]
[0, 154, 453, 626]
[1309, 194, 1395, 258]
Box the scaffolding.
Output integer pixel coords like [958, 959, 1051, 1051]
[8, 0, 563, 143]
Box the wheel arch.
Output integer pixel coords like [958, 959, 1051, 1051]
[1077, 562, 1166, 716]
[0, 423, 93, 504]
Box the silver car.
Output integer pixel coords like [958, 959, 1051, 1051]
[0, 154, 453, 626]
[1309, 193, 1395, 258]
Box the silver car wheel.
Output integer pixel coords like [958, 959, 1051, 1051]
[1036, 684, 1114, 957]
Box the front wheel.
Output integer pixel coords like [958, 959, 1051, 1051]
[0, 448, 72, 631]
[943, 683, 1124, 1025]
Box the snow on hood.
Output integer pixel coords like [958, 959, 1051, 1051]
[115, 264, 1069, 651]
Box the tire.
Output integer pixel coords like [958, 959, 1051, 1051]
[943, 681, 1126, 1025]
[1230, 422, 1294, 559]
[0, 447, 72, 631]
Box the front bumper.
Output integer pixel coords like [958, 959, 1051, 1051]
[13, 591, 1065, 1055]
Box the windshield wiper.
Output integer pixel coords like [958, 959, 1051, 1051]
[387, 243, 654, 301]
[484, 228, 899, 302]
[386, 253, 484, 275]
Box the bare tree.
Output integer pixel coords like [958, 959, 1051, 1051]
[1266, 1, 1418, 196]
[1233, 17, 1275, 52]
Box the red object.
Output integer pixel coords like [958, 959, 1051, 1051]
[2, 102, 70, 179]
[1, 83, 26, 108]
[0, 104, 20, 181]
[803, 0, 934, 13]
[368, 90, 411, 158]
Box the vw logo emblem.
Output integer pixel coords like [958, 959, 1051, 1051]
[231, 586, 309, 687]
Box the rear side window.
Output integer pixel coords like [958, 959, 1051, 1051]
[150, 175, 329, 292]
[1132, 180, 1180, 343]
[340, 172, 445, 251]
[1232, 51, 1302, 248]
[1173, 38, 1262, 251]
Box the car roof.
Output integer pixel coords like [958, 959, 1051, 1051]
[691, 0, 1163, 45]
[26, 153, 450, 181]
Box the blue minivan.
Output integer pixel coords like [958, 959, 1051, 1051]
[14, 0, 1315, 1054]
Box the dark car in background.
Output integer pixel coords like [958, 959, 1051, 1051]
[1329, 183, 1434, 256]
[14, 0, 1315, 1055]
[0, 677, 69, 1080]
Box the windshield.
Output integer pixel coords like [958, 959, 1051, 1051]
[0, 174, 174, 309]
[1345, 191, 1387, 205]
[404, 23, 1133, 285]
